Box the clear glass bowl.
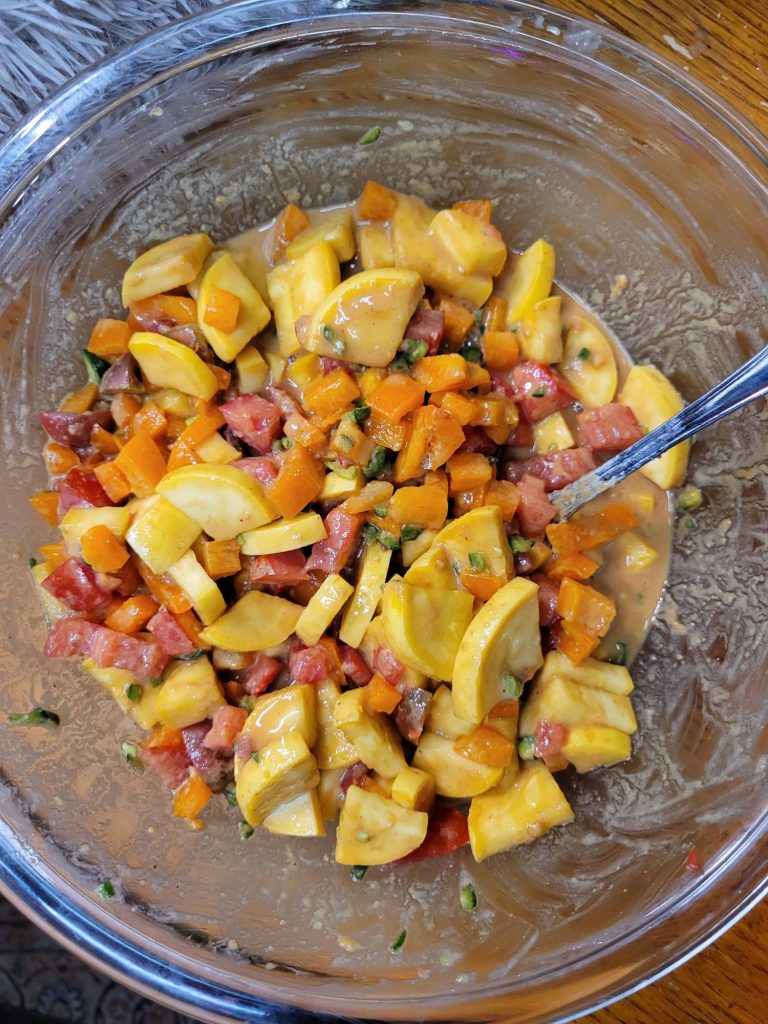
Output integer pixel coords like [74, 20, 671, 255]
[1, 2, 766, 1021]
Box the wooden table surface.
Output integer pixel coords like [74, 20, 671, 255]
[554, 8, 768, 1022]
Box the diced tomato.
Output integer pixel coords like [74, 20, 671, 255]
[41, 558, 112, 612]
[530, 573, 561, 626]
[233, 733, 253, 763]
[233, 456, 280, 486]
[340, 645, 373, 686]
[146, 608, 197, 656]
[266, 386, 301, 419]
[39, 410, 112, 449]
[507, 418, 533, 448]
[340, 763, 368, 794]
[459, 425, 497, 455]
[393, 686, 432, 744]
[143, 745, 190, 790]
[241, 652, 282, 695]
[405, 309, 445, 354]
[684, 846, 701, 871]
[515, 474, 556, 537]
[534, 720, 569, 757]
[575, 403, 644, 451]
[57, 467, 113, 515]
[489, 370, 515, 399]
[512, 361, 575, 422]
[204, 705, 248, 754]
[373, 646, 404, 685]
[220, 395, 282, 453]
[289, 645, 330, 684]
[395, 807, 469, 863]
[44, 617, 168, 678]
[305, 507, 364, 575]
[249, 550, 309, 586]
[503, 447, 596, 492]
[181, 722, 233, 791]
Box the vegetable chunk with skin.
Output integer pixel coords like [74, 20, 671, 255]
[198, 591, 302, 651]
[335, 785, 428, 865]
[236, 731, 319, 827]
[618, 364, 689, 489]
[197, 252, 271, 361]
[122, 233, 213, 306]
[156, 464, 277, 540]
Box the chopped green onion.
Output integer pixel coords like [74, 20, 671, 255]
[237, 534, 246, 545]
[125, 683, 142, 703]
[176, 649, 205, 662]
[400, 524, 423, 542]
[577, 347, 591, 360]
[401, 338, 429, 364]
[347, 403, 371, 424]
[388, 929, 407, 953]
[388, 356, 411, 374]
[474, 306, 486, 330]
[239, 821, 254, 840]
[239, 695, 257, 712]
[363, 445, 387, 479]
[358, 125, 382, 145]
[373, 503, 390, 519]
[350, 865, 368, 882]
[272, 437, 294, 451]
[459, 883, 477, 912]
[362, 522, 380, 545]
[683, 516, 697, 529]
[98, 880, 115, 900]
[9, 707, 60, 727]
[121, 741, 144, 772]
[510, 535, 534, 554]
[500, 673, 523, 700]
[532, 386, 547, 398]
[678, 486, 703, 511]
[322, 324, 337, 342]
[377, 530, 401, 551]
[468, 551, 486, 571]
[322, 324, 346, 354]
[324, 460, 358, 479]
[603, 642, 628, 666]
[82, 349, 110, 384]
[28, 556, 38, 568]
[148, 676, 163, 687]
[356, 831, 370, 843]
[224, 783, 238, 808]
[463, 344, 484, 365]
[252, 751, 261, 763]
[518, 735, 536, 761]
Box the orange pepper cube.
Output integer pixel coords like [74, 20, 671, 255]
[330, 420, 375, 467]
[439, 391, 481, 426]
[104, 594, 159, 634]
[446, 452, 493, 493]
[546, 503, 639, 555]
[458, 568, 505, 601]
[203, 286, 241, 333]
[303, 368, 361, 419]
[268, 445, 326, 519]
[356, 180, 398, 222]
[437, 297, 474, 348]
[364, 410, 410, 451]
[172, 772, 213, 820]
[114, 430, 167, 498]
[412, 354, 470, 393]
[483, 330, 520, 371]
[454, 725, 514, 768]
[367, 373, 425, 425]
[389, 482, 448, 530]
[80, 524, 131, 573]
[283, 413, 327, 454]
[484, 480, 521, 522]
[364, 673, 403, 714]
[393, 405, 465, 483]
[557, 622, 600, 666]
[88, 318, 132, 357]
[452, 198, 493, 222]
[43, 442, 80, 476]
[130, 401, 168, 440]
[546, 552, 600, 582]
[556, 579, 616, 638]
[29, 490, 60, 526]
[128, 294, 197, 331]
[267, 202, 310, 263]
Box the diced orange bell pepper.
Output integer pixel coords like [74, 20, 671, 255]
[439, 391, 481, 426]
[367, 373, 426, 424]
[454, 725, 515, 768]
[364, 673, 403, 714]
[88, 318, 132, 357]
[203, 287, 241, 333]
[38, 542, 69, 569]
[343, 480, 394, 514]
[112, 559, 141, 597]
[303, 368, 361, 419]
[556, 579, 616, 637]
[269, 445, 326, 519]
[91, 425, 122, 456]
[43, 442, 81, 476]
[412, 354, 470, 393]
[167, 436, 203, 471]
[164, 415, 187, 440]
[446, 452, 493, 493]
[173, 608, 208, 647]
[452, 198, 493, 222]
[194, 538, 242, 579]
[111, 393, 142, 430]
[364, 410, 409, 451]
[178, 405, 226, 447]
[210, 365, 231, 392]
[459, 568, 505, 601]
[283, 412, 327, 454]
[437, 297, 474, 348]
[487, 698, 520, 720]
[80, 524, 130, 573]
[393, 405, 465, 483]
[483, 330, 520, 370]
[453, 485, 489, 516]
[130, 401, 168, 441]
[133, 556, 193, 614]
[546, 552, 599, 582]
[93, 460, 133, 503]
[128, 294, 197, 331]
[361, 776, 391, 798]
[557, 622, 600, 665]
[484, 480, 521, 521]
[59, 382, 98, 414]
[546, 503, 640, 555]
[482, 296, 508, 333]
[29, 490, 59, 525]
[267, 202, 310, 263]
[357, 180, 398, 222]
[144, 724, 185, 750]
[389, 481, 448, 530]
[104, 594, 160, 634]
[465, 362, 492, 392]
[330, 421, 375, 467]
[114, 430, 167, 498]
[172, 771, 213, 820]
[366, 507, 402, 542]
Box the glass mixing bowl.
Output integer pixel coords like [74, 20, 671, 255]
[0, 2, 766, 1021]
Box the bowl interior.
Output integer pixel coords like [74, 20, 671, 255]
[1, 4, 767, 1021]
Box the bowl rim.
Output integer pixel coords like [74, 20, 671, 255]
[1, 1, 766, 1021]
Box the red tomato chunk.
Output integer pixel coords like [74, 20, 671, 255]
[305, 508, 363, 575]
[512, 361, 575, 422]
[220, 395, 282, 453]
[42, 558, 112, 612]
[395, 807, 469, 863]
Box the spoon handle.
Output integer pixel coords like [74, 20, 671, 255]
[552, 345, 768, 520]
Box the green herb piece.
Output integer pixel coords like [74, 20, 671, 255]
[324, 461, 358, 479]
[252, 751, 261, 763]
[532, 386, 547, 398]
[363, 445, 387, 479]
[338, 433, 354, 451]
[577, 347, 591, 360]
[356, 831, 370, 843]
[239, 821, 254, 840]
[237, 534, 246, 545]
[468, 551, 486, 571]
[224, 783, 238, 808]
[272, 437, 294, 451]
[510, 535, 534, 554]
[459, 883, 477, 913]
[82, 349, 111, 384]
[373, 503, 390, 519]
[239, 695, 257, 712]
[463, 344, 484, 365]
[358, 125, 382, 145]
[362, 522, 380, 545]
[125, 683, 142, 703]
[518, 735, 536, 761]
[400, 524, 423, 542]
[98, 880, 115, 900]
[377, 530, 401, 551]
[388, 356, 411, 374]
[350, 865, 368, 882]
[148, 676, 163, 687]
[401, 338, 429, 364]
[500, 673, 523, 700]
[323, 324, 346, 354]
[28, 556, 38, 568]
[388, 929, 407, 953]
[683, 516, 697, 530]
[678, 486, 703, 512]
[9, 707, 60, 727]
[474, 306, 486, 330]
[347, 403, 371, 424]
[176, 649, 205, 662]
[322, 324, 337, 343]
[604, 642, 628, 666]
[120, 741, 144, 772]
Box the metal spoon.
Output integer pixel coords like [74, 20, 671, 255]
[551, 345, 768, 520]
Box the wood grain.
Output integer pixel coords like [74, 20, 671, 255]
[553, 8, 768, 1021]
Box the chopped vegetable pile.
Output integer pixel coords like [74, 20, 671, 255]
[25, 182, 690, 866]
